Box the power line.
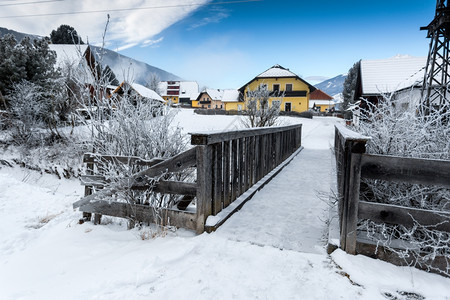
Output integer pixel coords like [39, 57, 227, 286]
[0, 0, 262, 19]
[0, 0, 64, 6]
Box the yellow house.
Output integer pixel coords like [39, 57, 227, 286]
[236, 64, 316, 113]
[222, 89, 242, 111]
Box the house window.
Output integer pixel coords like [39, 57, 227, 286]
[286, 84, 292, 91]
[273, 84, 280, 92]
[259, 83, 268, 90]
[208, 105, 211, 108]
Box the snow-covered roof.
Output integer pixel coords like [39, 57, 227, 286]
[222, 89, 240, 102]
[257, 64, 297, 78]
[190, 92, 200, 101]
[131, 83, 165, 102]
[205, 89, 224, 101]
[360, 55, 427, 95]
[49, 44, 89, 68]
[179, 81, 199, 97]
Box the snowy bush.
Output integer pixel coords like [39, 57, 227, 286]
[352, 95, 450, 276]
[243, 85, 281, 127]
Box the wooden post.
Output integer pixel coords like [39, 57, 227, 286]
[345, 152, 362, 254]
[223, 140, 231, 208]
[334, 124, 370, 254]
[196, 145, 213, 233]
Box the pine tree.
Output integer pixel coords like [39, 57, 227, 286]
[50, 25, 84, 44]
[342, 60, 360, 110]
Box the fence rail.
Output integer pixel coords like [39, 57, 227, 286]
[334, 123, 450, 275]
[74, 124, 303, 233]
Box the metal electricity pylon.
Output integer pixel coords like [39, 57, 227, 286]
[420, 0, 450, 114]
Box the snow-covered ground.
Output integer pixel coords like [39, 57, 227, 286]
[1, 109, 449, 299]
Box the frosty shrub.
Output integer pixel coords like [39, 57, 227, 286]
[8, 81, 46, 146]
[352, 95, 450, 276]
[243, 85, 282, 128]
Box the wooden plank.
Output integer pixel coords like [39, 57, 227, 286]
[358, 201, 450, 233]
[196, 145, 213, 233]
[133, 147, 196, 182]
[80, 176, 196, 196]
[231, 139, 238, 202]
[223, 141, 231, 208]
[344, 153, 362, 254]
[239, 138, 245, 196]
[212, 143, 223, 215]
[244, 137, 249, 192]
[361, 154, 450, 188]
[249, 136, 255, 186]
[190, 124, 302, 145]
[356, 240, 449, 277]
[153, 181, 197, 196]
[83, 153, 165, 166]
[79, 201, 198, 231]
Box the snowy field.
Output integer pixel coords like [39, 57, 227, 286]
[1, 109, 449, 299]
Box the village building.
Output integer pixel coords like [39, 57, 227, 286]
[158, 81, 199, 106]
[309, 89, 334, 112]
[111, 81, 165, 104]
[237, 64, 316, 113]
[221, 89, 241, 111]
[195, 89, 225, 110]
[354, 55, 427, 110]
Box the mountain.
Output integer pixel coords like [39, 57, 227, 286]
[314, 74, 347, 96]
[0, 27, 40, 42]
[0, 27, 181, 85]
[91, 46, 181, 85]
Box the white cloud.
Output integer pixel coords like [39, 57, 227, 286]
[189, 7, 229, 30]
[140, 37, 164, 48]
[0, 0, 210, 49]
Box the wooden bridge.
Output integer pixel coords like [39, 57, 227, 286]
[73, 124, 303, 234]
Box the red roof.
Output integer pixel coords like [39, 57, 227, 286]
[310, 89, 333, 100]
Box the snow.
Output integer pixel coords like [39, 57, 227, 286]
[179, 81, 199, 97]
[257, 64, 298, 78]
[1, 109, 449, 299]
[131, 83, 165, 102]
[49, 44, 89, 68]
[221, 89, 240, 102]
[204, 88, 223, 100]
[361, 56, 427, 95]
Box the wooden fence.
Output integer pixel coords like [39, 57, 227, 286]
[334, 123, 450, 274]
[73, 124, 303, 233]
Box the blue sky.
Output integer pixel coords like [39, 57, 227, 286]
[119, 0, 435, 88]
[0, 0, 436, 88]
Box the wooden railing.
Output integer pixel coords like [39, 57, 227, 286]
[74, 124, 303, 233]
[334, 123, 450, 274]
[192, 124, 302, 232]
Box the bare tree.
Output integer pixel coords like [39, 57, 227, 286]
[243, 84, 282, 128]
[146, 73, 161, 95]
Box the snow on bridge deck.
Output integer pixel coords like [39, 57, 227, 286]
[216, 117, 339, 254]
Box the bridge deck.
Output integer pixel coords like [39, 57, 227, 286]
[216, 117, 339, 253]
